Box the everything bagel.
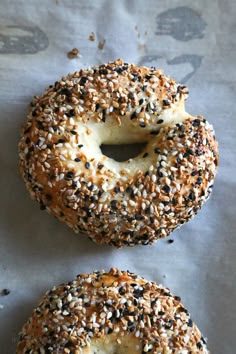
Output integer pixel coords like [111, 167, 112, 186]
[18, 59, 218, 246]
[17, 268, 209, 353]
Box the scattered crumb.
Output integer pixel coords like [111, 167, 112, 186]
[67, 48, 80, 59]
[98, 39, 106, 50]
[1, 289, 10, 296]
[134, 25, 138, 31]
[89, 32, 96, 41]
[145, 31, 148, 36]
[0, 304, 4, 309]
[163, 274, 166, 278]
[167, 239, 174, 244]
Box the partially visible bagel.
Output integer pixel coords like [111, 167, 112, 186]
[17, 268, 209, 353]
[18, 59, 218, 246]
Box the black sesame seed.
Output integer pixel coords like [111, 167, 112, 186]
[142, 152, 148, 158]
[119, 287, 126, 295]
[25, 137, 30, 144]
[126, 186, 132, 194]
[57, 138, 65, 144]
[130, 111, 137, 120]
[150, 130, 159, 135]
[163, 99, 170, 106]
[192, 118, 201, 127]
[177, 157, 182, 164]
[37, 121, 44, 130]
[78, 144, 83, 148]
[188, 318, 193, 327]
[157, 119, 164, 124]
[70, 130, 77, 135]
[95, 103, 100, 111]
[85, 162, 90, 169]
[139, 98, 144, 105]
[133, 288, 144, 298]
[185, 148, 194, 156]
[97, 164, 104, 170]
[65, 171, 74, 180]
[102, 109, 106, 122]
[188, 191, 195, 201]
[67, 109, 75, 117]
[174, 295, 181, 301]
[79, 76, 88, 86]
[60, 87, 72, 98]
[178, 306, 188, 314]
[114, 67, 123, 74]
[74, 157, 81, 162]
[99, 68, 108, 75]
[164, 320, 173, 329]
[196, 177, 202, 185]
[110, 200, 118, 210]
[72, 181, 77, 189]
[114, 186, 120, 193]
[158, 311, 165, 316]
[163, 184, 170, 194]
[197, 342, 203, 349]
[191, 170, 198, 176]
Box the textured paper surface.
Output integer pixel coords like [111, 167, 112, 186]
[0, 1, 235, 353]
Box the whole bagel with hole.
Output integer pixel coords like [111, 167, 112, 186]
[18, 59, 218, 247]
[17, 268, 209, 353]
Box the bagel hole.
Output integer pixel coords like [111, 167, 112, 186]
[100, 143, 147, 162]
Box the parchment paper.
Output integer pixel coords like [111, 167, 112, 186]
[0, 1, 235, 353]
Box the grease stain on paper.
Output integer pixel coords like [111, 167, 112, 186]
[0, 25, 49, 54]
[156, 6, 206, 42]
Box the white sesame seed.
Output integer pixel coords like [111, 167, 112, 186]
[107, 311, 113, 319]
[140, 320, 145, 328]
[44, 162, 50, 169]
[67, 293, 72, 302]
[152, 174, 157, 182]
[142, 190, 147, 198]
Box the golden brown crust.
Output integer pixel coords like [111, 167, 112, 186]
[18, 59, 218, 246]
[17, 269, 209, 353]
